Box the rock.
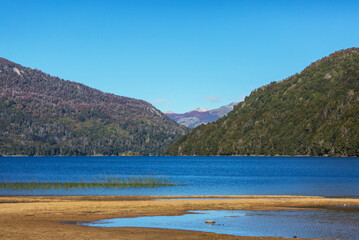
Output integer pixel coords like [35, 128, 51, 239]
[324, 73, 331, 79]
[13, 67, 22, 76]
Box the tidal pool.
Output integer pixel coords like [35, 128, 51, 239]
[82, 208, 359, 240]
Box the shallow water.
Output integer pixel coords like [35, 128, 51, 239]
[83, 208, 359, 240]
[1, 156, 359, 196]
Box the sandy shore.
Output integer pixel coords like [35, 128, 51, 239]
[1, 195, 359, 240]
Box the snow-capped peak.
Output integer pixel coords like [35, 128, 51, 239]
[188, 107, 211, 113]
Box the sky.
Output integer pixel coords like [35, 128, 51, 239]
[1, 0, 359, 113]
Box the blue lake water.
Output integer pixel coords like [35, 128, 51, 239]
[83, 208, 359, 240]
[1, 156, 359, 196]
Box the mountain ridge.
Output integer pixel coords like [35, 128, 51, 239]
[0, 57, 189, 156]
[166, 48, 359, 157]
[165, 102, 237, 128]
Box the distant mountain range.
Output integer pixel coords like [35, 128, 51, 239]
[164, 102, 237, 128]
[167, 48, 359, 157]
[0, 57, 188, 156]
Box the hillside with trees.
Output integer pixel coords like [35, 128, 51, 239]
[0, 58, 188, 156]
[166, 48, 359, 157]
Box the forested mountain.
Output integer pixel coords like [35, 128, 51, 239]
[167, 48, 359, 157]
[165, 102, 237, 128]
[0, 58, 188, 156]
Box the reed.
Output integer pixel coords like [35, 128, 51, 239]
[0, 176, 177, 190]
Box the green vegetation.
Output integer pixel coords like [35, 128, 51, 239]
[0, 57, 189, 156]
[0, 176, 177, 190]
[167, 48, 359, 157]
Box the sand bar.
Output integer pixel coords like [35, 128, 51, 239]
[1, 195, 359, 240]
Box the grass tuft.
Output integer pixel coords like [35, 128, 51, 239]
[0, 176, 177, 190]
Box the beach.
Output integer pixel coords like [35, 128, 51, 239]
[1, 195, 359, 239]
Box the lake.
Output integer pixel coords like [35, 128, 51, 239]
[1, 156, 358, 196]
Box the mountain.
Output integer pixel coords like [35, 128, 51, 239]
[189, 107, 211, 113]
[0, 57, 188, 156]
[166, 48, 359, 157]
[165, 102, 237, 128]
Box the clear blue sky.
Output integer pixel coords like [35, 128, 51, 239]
[1, 0, 358, 113]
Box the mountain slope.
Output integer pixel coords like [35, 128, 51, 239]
[166, 48, 359, 157]
[0, 58, 188, 156]
[165, 102, 237, 128]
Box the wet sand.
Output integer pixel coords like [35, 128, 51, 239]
[1, 195, 359, 240]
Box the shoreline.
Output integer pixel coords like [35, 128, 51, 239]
[1, 155, 357, 157]
[1, 195, 359, 239]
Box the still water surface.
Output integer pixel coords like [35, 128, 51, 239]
[83, 208, 359, 240]
[1, 156, 358, 196]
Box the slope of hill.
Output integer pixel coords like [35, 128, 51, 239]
[0, 58, 188, 156]
[166, 48, 359, 157]
[165, 102, 237, 128]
